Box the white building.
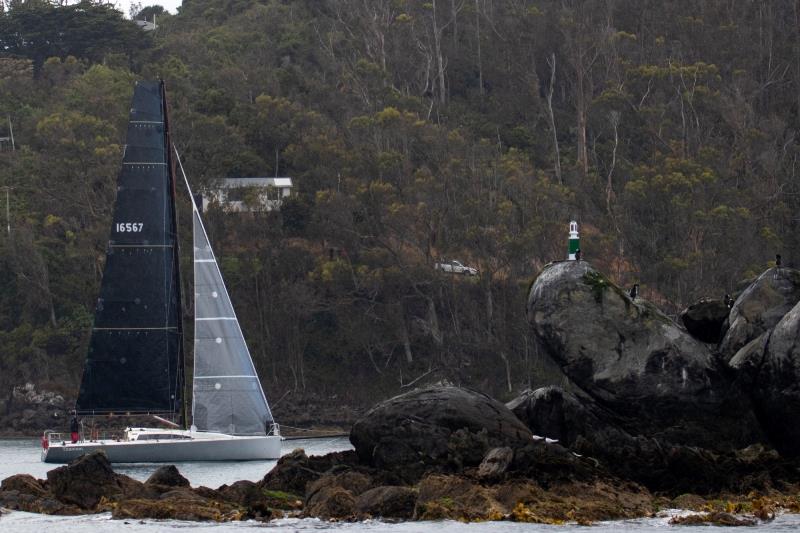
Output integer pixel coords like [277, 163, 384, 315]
[202, 177, 293, 213]
[134, 20, 158, 32]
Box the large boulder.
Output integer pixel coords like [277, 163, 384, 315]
[507, 387, 648, 466]
[680, 298, 729, 344]
[259, 448, 358, 496]
[719, 267, 800, 359]
[507, 387, 615, 447]
[350, 386, 532, 481]
[748, 300, 800, 456]
[1, 474, 48, 498]
[526, 261, 762, 450]
[46, 451, 150, 509]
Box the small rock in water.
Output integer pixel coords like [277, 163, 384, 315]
[669, 511, 757, 527]
[146, 465, 190, 487]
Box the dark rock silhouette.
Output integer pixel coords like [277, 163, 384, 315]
[680, 297, 729, 343]
[525, 261, 763, 451]
[718, 267, 800, 359]
[350, 385, 532, 481]
[259, 448, 358, 495]
[145, 465, 190, 487]
[737, 300, 800, 456]
[46, 451, 152, 509]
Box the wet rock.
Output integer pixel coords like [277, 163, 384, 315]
[216, 480, 272, 517]
[510, 479, 653, 525]
[526, 261, 762, 451]
[145, 465, 189, 487]
[413, 474, 504, 521]
[350, 386, 532, 481]
[670, 493, 708, 511]
[477, 447, 513, 481]
[111, 493, 246, 522]
[719, 267, 800, 359]
[259, 448, 358, 495]
[304, 469, 373, 519]
[46, 451, 151, 509]
[1, 474, 48, 497]
[304, 486, 355, 519]
[355, 486, 417, 519]
[680, 297, 729, 343]
[0, 488, 83, 516]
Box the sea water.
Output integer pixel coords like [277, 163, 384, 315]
[2, 438, 800, 532]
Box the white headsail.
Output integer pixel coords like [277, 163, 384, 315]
[176, 151, 274, 435]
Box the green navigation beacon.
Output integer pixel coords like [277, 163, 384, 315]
[568, 220, 580, 260]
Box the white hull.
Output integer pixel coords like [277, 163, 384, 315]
[41, 428, 282, 464]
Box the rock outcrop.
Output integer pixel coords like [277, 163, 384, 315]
[350, 386, 532, 481]
[526, 260, 763, 450]
[145, 465, 190, 487]
[46, 450, 153, 509]
[719, 267, 800, 359]
[747, 300, 800, 456]
[355, 485, 417, 519]
[259, 448, 359, 495]
[0, 451, 272, 521]
[680, 297, 729, 344]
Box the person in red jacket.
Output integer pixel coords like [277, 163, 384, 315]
[69, 410, 80, 443]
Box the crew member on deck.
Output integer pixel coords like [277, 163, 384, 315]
[69, 410, 80, 443]
[776, 254, 782, 267]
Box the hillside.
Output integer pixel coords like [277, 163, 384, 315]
[1, 0, 798, 430]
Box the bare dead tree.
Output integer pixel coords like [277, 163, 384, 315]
[546, 53, 563, 184]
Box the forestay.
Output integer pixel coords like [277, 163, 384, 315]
[190, 204, 274, 435]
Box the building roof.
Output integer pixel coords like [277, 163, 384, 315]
[216, 177, 293, 188]
[135, 20, 157, 31]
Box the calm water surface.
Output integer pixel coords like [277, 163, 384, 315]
[2, 438, 799, 532]
[0, 437, 353, 487]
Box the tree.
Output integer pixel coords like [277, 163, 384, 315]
[0, 1, 148, 72]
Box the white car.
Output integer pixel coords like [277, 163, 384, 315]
[435, 260, 478, 276]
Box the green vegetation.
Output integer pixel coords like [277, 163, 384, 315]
[0, 0, 798, 414]
[582, 271, 611, 304]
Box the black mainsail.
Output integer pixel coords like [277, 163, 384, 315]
[76, 80, 184, 417]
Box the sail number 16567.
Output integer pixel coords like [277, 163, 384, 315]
[116, 222, 144, 232]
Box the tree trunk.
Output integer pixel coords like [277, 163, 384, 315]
[475, 0, 484, 96]
[605, 110, 620, 220]
[546, 53, 563, 184]
[432, 0, 447, 104]
[576, 65, 588, 176]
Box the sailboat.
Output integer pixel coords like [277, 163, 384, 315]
[41, 81, 282, 463]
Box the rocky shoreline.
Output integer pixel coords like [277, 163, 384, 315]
[3, 261, 800, 526]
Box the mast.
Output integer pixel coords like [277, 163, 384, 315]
[161, 80, 187, 429]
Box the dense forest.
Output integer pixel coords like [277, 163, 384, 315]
[1, 0, 798, 421]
